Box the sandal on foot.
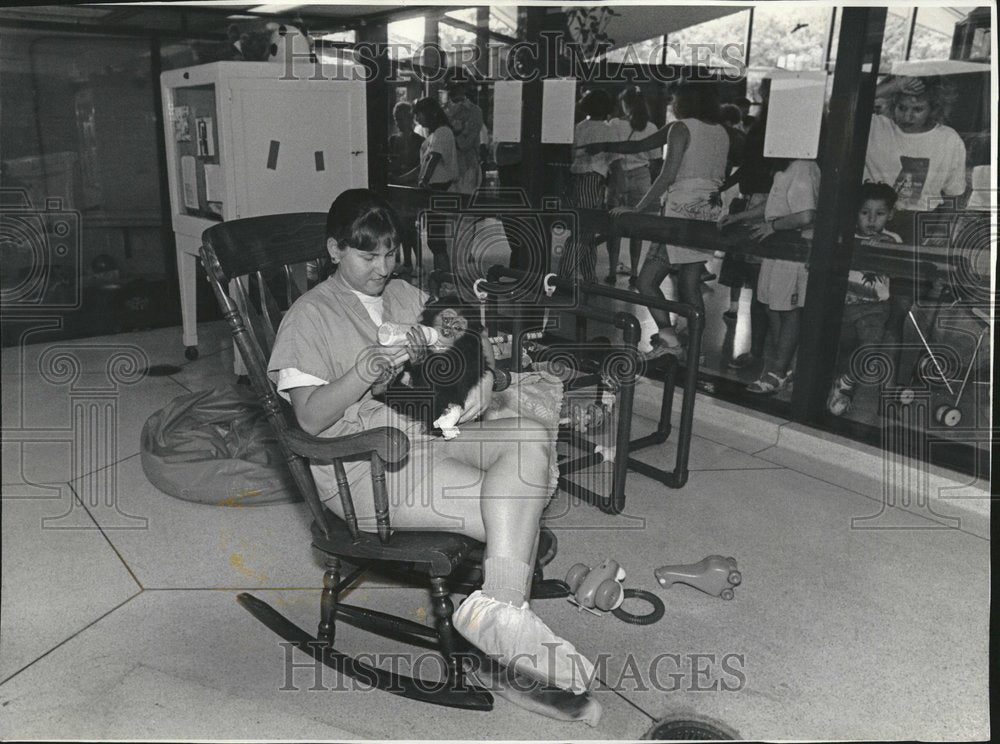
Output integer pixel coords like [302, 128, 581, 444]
[827, 374, 856, 415]
[746, 372, 789, 394]
[643, 341, 684, 361]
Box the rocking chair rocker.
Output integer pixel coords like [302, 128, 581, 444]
[200, 212, 561, 711]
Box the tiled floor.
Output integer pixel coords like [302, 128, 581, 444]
[1, 314, 989, 741]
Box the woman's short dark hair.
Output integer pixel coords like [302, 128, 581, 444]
[619, 86, 649, 131]
[670, 80, 722, 123]
[326, 188, 402, 253]
[579, 88, 615, 119]
[413, 96, 450, 131]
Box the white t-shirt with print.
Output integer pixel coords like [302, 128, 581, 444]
[863, 114, 967, 211]
[846, 229, 900, 304]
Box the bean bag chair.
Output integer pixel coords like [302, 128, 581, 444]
[141, 384, 300, 506]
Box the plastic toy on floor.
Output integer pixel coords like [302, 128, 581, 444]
[566, 560, 666, 624]
[566, 560, 626, 613]
[654, 555, 742, 600]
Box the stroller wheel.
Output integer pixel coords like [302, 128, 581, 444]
[899, 388, 915, 405]
[934, 405, 962, 427]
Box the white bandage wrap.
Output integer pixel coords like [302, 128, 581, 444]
[433, 403, 463, 439]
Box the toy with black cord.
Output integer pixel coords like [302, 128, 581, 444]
[565, 559, 665, 624]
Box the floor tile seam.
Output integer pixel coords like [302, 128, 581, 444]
[594, 680, 659, 724]
[626, 455, 787, 473]
[66, 450, 142, 488]
[66, 479, 145, 590]
[141, 586, 324, 591]
[685, 465, 787, 472]
[681, 426, 782, 460]
[0, 441, 143, 483]
[747, 418, 796, 457]
[160, 374, 202, 395]
[628, 413, 783, 465]
[742, 446, 991, 541]
[0, 591, 142, 688]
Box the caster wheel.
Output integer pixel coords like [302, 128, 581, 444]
[728, 571, 742, 586]
[934, 405, 948, 424]
[184, 346, 198, 361]
[899, 388, 915, 405]
[942, 407, 962, 427]
[565, 564, 589, 593]
[593, 579, 623, 611]
[720, 588, 734, 601]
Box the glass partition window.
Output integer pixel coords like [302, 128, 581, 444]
[910, 6, 978, 59]
[443, 8, 477, 26]
[836, 7, 991, 469]
[666, 9, 751, 67]
[879, 7, 914, 72]
[749, 5, 835, 71]
[439, 22, 477, 60]
[490, 6, 518, 38]
[388, 17, 424, 60]
[0, 27, 174, 344]
[318, 30, 356, 44]
[603, 36, 665, 64]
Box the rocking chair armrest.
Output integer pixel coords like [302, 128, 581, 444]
[283, 426, 411, 465]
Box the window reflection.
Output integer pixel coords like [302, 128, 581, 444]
[836, 6, 991, 462]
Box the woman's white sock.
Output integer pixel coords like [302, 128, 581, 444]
[481, 556, 532, 606]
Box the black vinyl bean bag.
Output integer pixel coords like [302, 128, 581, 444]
[141, 384, 300, 506]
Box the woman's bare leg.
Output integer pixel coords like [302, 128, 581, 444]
[416, 416, 595, 694]
[636, 250, 678, 344]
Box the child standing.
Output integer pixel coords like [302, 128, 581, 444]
[606, 86, 660, 286]
[827, 182, 900, 415]
[560, 89, 623, 283]
[720, 156, 821, 393]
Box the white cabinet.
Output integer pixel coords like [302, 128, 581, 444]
[160, 61, 367, 358]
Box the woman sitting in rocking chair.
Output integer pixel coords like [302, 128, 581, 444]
[267, 188, 596, 698]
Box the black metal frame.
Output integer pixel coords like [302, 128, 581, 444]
[428, 263, 702, 514]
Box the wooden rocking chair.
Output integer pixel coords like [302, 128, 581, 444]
[200, 212, 561, 710]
